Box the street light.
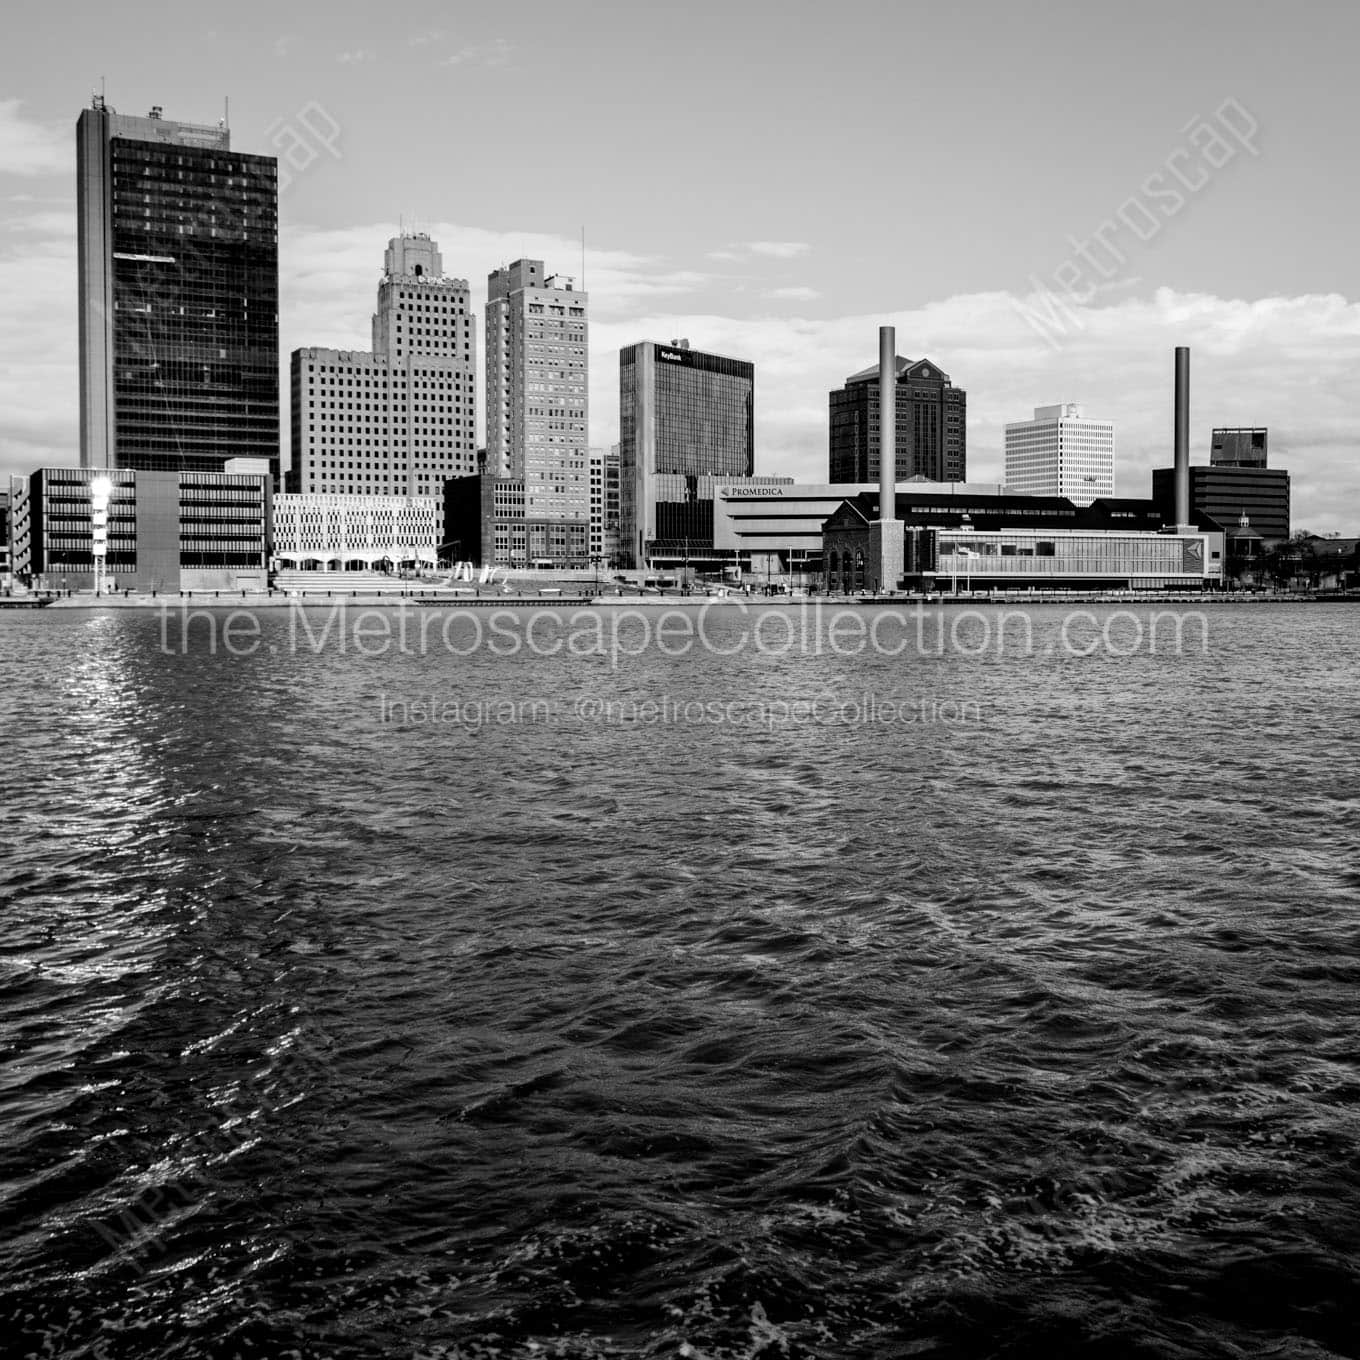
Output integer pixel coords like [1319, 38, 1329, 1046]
[89, 474, 113, 597]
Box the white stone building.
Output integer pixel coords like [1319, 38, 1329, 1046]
[272, 493, 439, 570]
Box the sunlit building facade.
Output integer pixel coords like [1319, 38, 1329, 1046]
[23, 465, 270, 592]
[271, 492, 438, 570]
[1004, 404, 1115, 505]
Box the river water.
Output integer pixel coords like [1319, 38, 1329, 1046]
[1, 601, 1358, 1359]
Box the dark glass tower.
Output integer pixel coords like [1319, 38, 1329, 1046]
[619, 340, 754, 566]
[77, 99, 279, 479]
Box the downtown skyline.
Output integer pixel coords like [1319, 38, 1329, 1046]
[3, 0, 1360, 531]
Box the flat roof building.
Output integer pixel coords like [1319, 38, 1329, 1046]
[272, 493, 438, 571]
[620, 339, 755, 568]
[823, 491, 1224, 593]
[1210, 427, 1268, 467]
[1152, 464, 1290, 542]
[77, 98, 279, 478]
[22, 465, 271, 593]
[1004, 404, 1115, 506]
[486, 260, 589, 567]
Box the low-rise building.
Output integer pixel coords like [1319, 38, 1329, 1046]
[822, 491, 1224, 592]
[24, 466, 271, 592]
[271, 493, 439, 571]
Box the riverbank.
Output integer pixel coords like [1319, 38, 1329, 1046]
[18, 588, 1357, 610]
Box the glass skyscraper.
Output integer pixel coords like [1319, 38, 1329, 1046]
[77, 98, 279, 479]
[619, 340, 755, 567]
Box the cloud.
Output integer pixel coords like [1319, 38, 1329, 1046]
[409, 29, 446, 47]
[272, 35, 296, 58]
[441, 38, 512, 68]
[746, 241, 811, 260]
[766, 286, 821, 302]
[2, 205, 1357, 534]
[336, 49, 374, 65]
[0, 100, 69, 177]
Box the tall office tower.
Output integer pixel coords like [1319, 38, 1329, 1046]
[1211, 427, 1268, 467]
[588, 445, 621, 566]
[1004, 404, 1115, 505]
[77, 97, 279, 478]
[828, 356, 965, 484]
[289, 234, 477, 505]
[619, 339, 755, 568]
[485, 260, 589, 566]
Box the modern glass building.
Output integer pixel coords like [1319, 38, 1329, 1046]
[829, 356, 966, 484]
[619, 339, 755, 567]
[77, 98, 279, 479]
[1210, 427, 1268, 467]
[822, 491, 1224, 592]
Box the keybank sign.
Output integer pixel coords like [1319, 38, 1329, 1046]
[657, 347, 694, 366]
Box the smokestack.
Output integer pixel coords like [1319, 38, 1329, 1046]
[879, 326, 895, 521]
[1174, 346, 1190, 527]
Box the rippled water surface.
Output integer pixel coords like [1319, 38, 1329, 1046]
[2, 602, 1359, 1359]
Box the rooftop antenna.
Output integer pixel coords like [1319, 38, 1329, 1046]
[581, 225, 586, 291]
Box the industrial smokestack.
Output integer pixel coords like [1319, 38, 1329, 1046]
[1174, 346, 1190, 527]
[879, 326, 895, 521]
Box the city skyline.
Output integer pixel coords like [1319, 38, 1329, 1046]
[3, 1, 1360, 531]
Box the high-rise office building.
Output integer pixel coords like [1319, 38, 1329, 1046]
[289, 234, 477, 511]
[829, 356, 966, 484]
[77, 97, 279, 478]
[619, 339, 755, 567]
[1004, 404, 1115, 506]
[589, 446, 621, 566]
[485, 260, 589, 566]
[1211, 427, 1268, 467]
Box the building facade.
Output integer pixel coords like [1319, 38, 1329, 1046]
[589, 446, 621, 566]
[1211, 427, 1268, 467]
[272, 493, 438, 570]
[1004, 404, 1115, 505]
[823, 491, 1223, 593]
[23, 466, 270, 592]
[1152, 464, 1290, 542]
[289, 234, 476, 518]
[77, 98, 279, 478]
[829, 356, 966, 484]
[485, 260, 589, 566]
[619, 339, 755, 567]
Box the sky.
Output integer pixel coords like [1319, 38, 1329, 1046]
[2, 0, 1359, 530]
